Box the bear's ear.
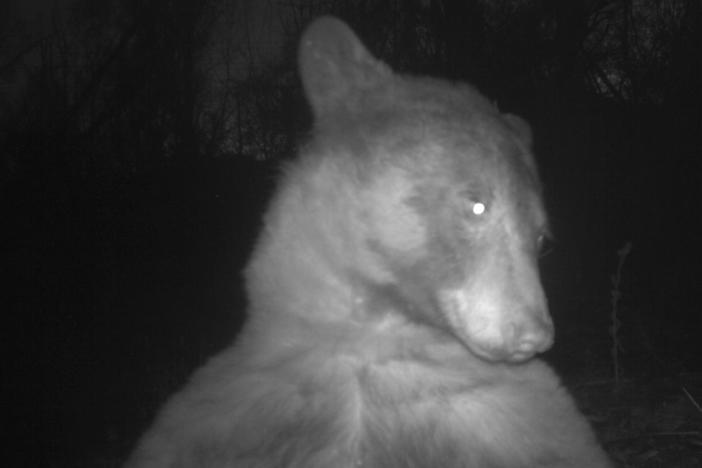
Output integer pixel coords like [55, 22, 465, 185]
[298, 16, 391, 117]
[504, 113, 540, 179]
[503, 114, 533, 149]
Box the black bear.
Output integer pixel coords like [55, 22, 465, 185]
[125, 17, 612, 468]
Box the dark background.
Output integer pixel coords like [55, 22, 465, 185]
[2, 0, 701, 466]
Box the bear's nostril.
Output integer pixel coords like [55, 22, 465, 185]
[510, 319, 554, 359]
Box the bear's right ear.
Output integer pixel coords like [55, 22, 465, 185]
[298, 16, 391, 117]
[503, 114, 533, 149]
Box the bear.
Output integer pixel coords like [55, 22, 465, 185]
[124, 16, 612, 468]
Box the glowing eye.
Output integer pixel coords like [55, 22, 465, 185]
[471, 202, 486, 216]
[458, 190, 488, 219]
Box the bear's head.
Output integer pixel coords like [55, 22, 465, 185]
[287, 17, 554, 363]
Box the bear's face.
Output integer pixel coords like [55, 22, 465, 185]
[299, 18, 554, 363]
[351, 107, 553, 363]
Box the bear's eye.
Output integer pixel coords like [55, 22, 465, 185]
[461, 197, 487, 219]
[470, 200, 486, 216]
[456, 189, 489, 224]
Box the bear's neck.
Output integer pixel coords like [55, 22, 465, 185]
[240, 157, 446, 360]
[247, 161, 373, 321]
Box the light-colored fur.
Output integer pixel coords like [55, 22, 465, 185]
[125, 17, 612, 468]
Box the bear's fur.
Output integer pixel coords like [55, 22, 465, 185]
[124, 17, 612, 468]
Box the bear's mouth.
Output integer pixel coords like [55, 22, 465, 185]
[437, 287, 554, 363]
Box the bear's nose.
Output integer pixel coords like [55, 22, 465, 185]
[506, 314, 554, 362]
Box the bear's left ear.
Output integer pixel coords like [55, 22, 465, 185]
[298, 16, 391, 117]
[504, 113, 541, 180]
[503, 114, 533, 149]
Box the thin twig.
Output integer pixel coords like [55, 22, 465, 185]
[682, 386, 702, 415]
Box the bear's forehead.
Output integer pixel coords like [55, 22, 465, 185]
[318, 76, 539, 197]
[379, 118, 532, 186]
